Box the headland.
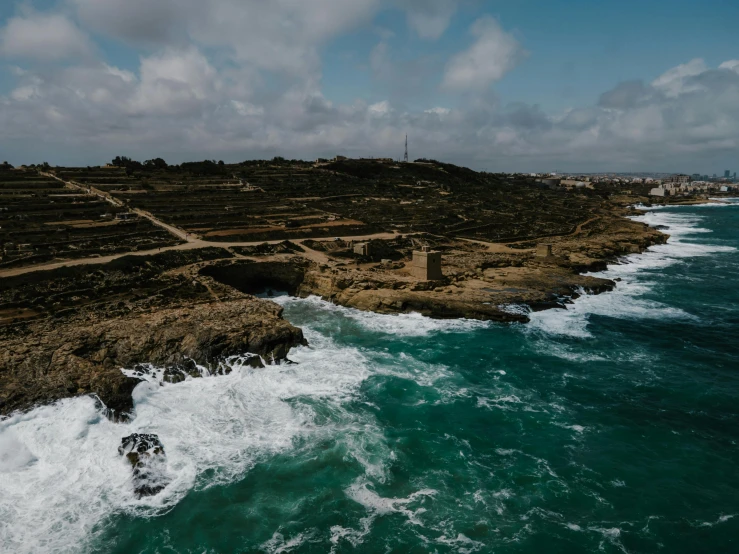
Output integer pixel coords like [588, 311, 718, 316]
[2, 158, 724, 419]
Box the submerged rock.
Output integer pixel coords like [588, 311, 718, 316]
[118, 433, 169, 498]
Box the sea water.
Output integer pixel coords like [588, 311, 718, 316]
[1, 201, 738, 553]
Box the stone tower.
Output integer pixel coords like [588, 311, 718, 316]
[410, 246, 443, 280]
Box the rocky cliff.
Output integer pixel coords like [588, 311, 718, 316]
[0, 298, 305, 420]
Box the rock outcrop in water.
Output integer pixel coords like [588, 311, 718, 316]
[118, 433, 168, 498]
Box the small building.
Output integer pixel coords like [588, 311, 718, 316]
[541, 178, 560, 188]
[115, 212, 138, 221]
[650, 187, 667, 197]
[353, 242, 371, 257]
[536, 244, 553, 258]
[410, 246, 443, 280]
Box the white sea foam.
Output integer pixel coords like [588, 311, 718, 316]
[697, 514, 736, 527]
[0, 331, 382, 554]
[274, 294, 492, 336]
[528, 207, 736, 339]
[329, 481, 437, 551]
[343, 479, 436, 530]
[262, 530, 315, 553]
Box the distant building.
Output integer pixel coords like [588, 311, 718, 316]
[560, 179, 592, 189]
[353, 242, 371, 257]
[540, 178, 560, 188]
[669, 174, 691, 184]
[115, 212, 138, 221]
[650, 187, 667, 197]
[724, 170, 731, 179]
[410, 246, 443, 280]
[334, 155, 347, 162]
[536, 244, 554, 258]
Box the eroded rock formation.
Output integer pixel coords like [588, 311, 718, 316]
[0, 299, 306, 420]
[118, 433, 168, 498]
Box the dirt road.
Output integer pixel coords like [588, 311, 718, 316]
[0, 232, 399, 278]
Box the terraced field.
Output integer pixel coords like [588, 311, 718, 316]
[1, 159, 609, 270]
[85, 159, 603, 243]
[0, 168, 182, 268]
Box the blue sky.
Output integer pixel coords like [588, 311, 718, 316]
[1, 0, 738, 173]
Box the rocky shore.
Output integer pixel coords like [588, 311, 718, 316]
[0, 299, 305, 420]
[0, 207, 667, 423]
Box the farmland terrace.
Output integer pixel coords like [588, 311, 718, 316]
[94, 158, 606, 243]
[0, 167, 183, 269]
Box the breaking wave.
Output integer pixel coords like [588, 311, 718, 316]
[528, 206, 737, 339]
[0, 331, 380, 554]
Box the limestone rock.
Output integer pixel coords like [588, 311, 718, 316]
[0, 298, 306, 420]
[118, 433, 168, 498]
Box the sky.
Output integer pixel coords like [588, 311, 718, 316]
[0, 0, 738, 173]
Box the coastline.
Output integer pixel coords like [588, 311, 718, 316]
[2, 199, 738, 554]
[0, 204, 668, 420]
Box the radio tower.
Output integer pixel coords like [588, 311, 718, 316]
[404, 134, 408, 163]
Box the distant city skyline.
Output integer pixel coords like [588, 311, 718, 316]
[1, 0, 739, 173]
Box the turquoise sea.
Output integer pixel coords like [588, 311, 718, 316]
[1, 201, 738, 553]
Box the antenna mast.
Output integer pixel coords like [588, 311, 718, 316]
[404, 134, 408, 163]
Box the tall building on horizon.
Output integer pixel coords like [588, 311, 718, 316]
[724, 170, 731, 178]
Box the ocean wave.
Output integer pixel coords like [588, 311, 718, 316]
[527, 208, 735, 339]
[0, 334, 381, 554]
[274, 294, 492, 337]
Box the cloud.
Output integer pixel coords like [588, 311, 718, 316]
[72, 0, 182, 44]
[442, 16, 524, 91]
[1, 0, 739, 175]
[651, 58, 707, 98]
[72, 0, 380, 77]
[719, 60, 739, 74]
[401, 0, 457, 40]
[129, 48, 218, 116]
[369, 100, 392, 116]
[598, 80, 649, 109]
[0, 12, 92, 61]
[5, 57, 739, 171]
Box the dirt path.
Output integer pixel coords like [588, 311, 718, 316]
[0, 229, 399, 278]
[42, 172, 194, 243]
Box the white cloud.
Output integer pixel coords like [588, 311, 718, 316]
[0, 12, 92, 61]
[72, 0, 380, 77]
[442, 16, 524, 91]
[232, 101, 264, 117]
[719, 60, 739, 74]
[1, 0, 739, 176]
[651, 58, 707, 97]
[368, 100, 392, 116]
[129, 48, 219, 116]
